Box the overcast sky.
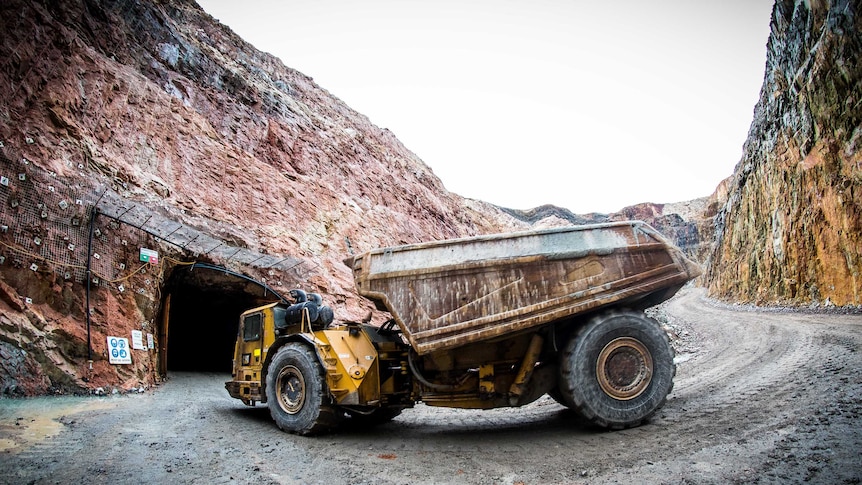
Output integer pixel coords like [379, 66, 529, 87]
[198, 0, 775, 214]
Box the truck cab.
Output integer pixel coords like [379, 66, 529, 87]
[225, 302, 283, 406]
[226, 296, 413, 434]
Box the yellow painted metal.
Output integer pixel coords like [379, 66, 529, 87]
[314, 327, 380, 406]
[226, 302, 384, 408]
[226, 302, 281, 405]
[422, 393, 509, 409]
[508, 334, 544, 403]
[478, 364, 495, 394]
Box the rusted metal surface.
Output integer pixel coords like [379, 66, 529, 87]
[596, 337, 652, 400]
[348, 221, 701, 355]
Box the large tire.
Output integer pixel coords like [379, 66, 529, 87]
[265, 342, 342, 435]
[546, 386, 568, 406]
[558, 310, 675, 429]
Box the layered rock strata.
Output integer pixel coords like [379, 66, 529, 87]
[707, 0, 862, 306]
[0, 0, 528, 393]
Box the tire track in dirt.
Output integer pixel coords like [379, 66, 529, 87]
[665, 299, 807, 427]
[638, 288, 862, 484]
[667, 290, 861, 416]
[0, 290, 860, 484]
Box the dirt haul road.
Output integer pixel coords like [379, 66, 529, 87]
[0, 289, 860, 484]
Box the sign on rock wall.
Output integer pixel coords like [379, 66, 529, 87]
[139, 248, 159, 265]
[107, 336, 132, 365]
[131, 330, 145, 350]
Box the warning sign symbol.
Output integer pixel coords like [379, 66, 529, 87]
[107, 336, 132, 365]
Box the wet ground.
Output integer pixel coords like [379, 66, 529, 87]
[1, 288, 860, 484]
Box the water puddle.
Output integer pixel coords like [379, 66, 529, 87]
[0, 396, 117, 453]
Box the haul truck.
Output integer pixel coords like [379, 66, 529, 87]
[226, 221, 701, 435]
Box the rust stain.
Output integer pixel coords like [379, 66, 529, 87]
[561, 259, 605, 287]
[352, 222, 700, 354]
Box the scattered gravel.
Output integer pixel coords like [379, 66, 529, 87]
[1, 288, 860, 484]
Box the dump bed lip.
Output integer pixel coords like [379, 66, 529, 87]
[345, 221, 670, 270]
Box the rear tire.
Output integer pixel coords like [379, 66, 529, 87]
[546, 386, 568, 406]
[558, 310, 675, 429]
[265, 342, 342, 435]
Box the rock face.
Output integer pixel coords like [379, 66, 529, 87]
[0, 0, 535, 394]
[610, 198, 716, 264]
[7, 0, 853, 396]
[706, 0, 862, 306]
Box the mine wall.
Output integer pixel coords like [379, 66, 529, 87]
[4, 0, 857, 397]
[0, 0, 507, 396]
[0, 146, 318, 395]
[705, 0, 862, 306]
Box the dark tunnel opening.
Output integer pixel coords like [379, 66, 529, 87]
[161, 265, 283, 373]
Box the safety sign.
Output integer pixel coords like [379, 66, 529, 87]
[139, 247, 159, 265]
[107, 336, 132, 365]
[131, 330, 145, 350]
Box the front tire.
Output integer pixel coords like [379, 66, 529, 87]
[558, 310, 675, 429]
[265, 342, 342, 435]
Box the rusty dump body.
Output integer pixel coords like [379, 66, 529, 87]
[348, 221, 702, 355]
[230, 220, 702, 435]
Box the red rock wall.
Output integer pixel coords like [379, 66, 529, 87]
[7, 0, 854, 395]
[0, 0, 527, 394]
[706, 0, 862, 306]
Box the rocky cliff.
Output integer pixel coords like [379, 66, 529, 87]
[706, 0, 861, 306]
[8, 0, 846, 397]
[0, 0, 538, 394]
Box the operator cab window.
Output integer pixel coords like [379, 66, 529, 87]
[243, 313, 262, 341]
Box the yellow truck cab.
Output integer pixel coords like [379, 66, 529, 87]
[225, 302, 282, 406]
[226, 290, 412, 434]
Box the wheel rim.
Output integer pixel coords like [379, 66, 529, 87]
[275, 365, 306, 414]
[596, 337, 653, 400]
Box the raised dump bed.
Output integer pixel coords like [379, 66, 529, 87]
[348, 221, 701, 355]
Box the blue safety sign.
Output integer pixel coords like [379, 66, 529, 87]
[107, 336, 132, 365]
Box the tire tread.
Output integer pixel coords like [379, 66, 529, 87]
[265, 342, 342, 435]
[559, 309, 676, 429]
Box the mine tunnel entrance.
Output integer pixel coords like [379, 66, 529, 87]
[159, 263, 283, 373]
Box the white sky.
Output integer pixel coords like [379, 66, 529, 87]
[198, 0, 774, 213]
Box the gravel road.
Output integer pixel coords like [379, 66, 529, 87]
[1, 288, 860, 484]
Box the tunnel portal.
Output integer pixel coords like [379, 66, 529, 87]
[160, 264, 284, 373]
